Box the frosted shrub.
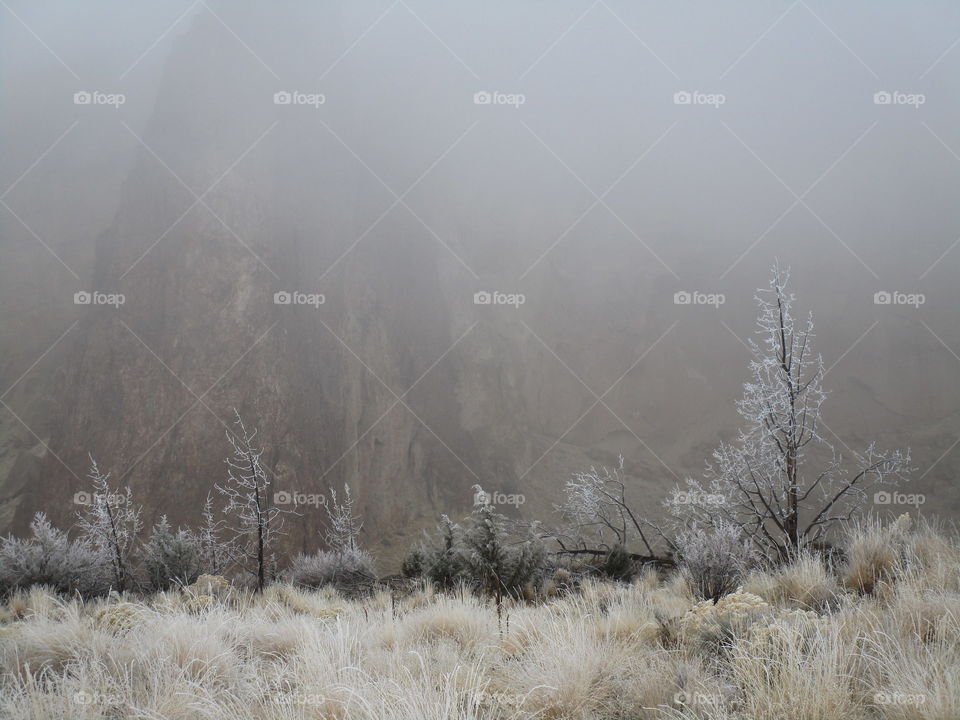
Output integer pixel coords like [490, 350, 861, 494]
[285, 548, 376, 591]
[405, 501, 547, 599]
[418, 515, 467, 590]
[95, 601, 149, 634]
[143, 516, 203, 591]
[76, 455, 142, 593]
[0, 513, 110, 597]
[680, 590, 773, 651]
[676, 522, 755, 601]
[461, 499, 546, 600]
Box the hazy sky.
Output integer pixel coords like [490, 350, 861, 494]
[2, 1, 960, 548]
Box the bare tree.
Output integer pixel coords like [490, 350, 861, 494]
[77, 454, 142, 592]
[216, 410, 291, 591]
[667, 263, 912, 559]
[198, 492, 235, 575]
[321, 484, 362, 554]
[555, 456, 657, 558]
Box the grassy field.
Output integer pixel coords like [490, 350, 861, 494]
[1, 516, 958, 719]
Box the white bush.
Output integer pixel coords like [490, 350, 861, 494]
[676, 522, 755, 601]
[142, 517, 203, 591]
[284, 548, 376, 590]
[0, 513, 111, 597]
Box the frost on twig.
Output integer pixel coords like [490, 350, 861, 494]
[216, 409, 294, 590]
[77, 454, 142, 593]
[666, 263, 912, 559]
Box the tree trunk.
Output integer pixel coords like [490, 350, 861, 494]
[785, 449, 799, 556]
[257, 520, 265, 592]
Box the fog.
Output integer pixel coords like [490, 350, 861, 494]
[2, 1, 959, 561]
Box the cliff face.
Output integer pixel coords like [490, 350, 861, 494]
[2, 7, 537, 563]
[3, 2, 960, 567]
[1, 8, 470, 562]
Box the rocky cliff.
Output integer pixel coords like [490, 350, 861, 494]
[3, 2, 959, 568]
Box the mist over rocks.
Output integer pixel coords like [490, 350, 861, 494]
[2, 1, 960, 567]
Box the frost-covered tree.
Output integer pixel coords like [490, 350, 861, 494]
[555, 456, 656, 557]
[77, 454, 142, 592]
[322, 484, 362, 555]
[280, 484, 371, 592]
[198, 492, 234, 576]
[667, 264, 912, 559]
[408, 514, 465, 590]
[462, 488, 545, 600]
[216, 410, 292, 591]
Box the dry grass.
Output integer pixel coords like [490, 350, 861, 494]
[745, 553, 843, 612]
[1, 517, 958, 719]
